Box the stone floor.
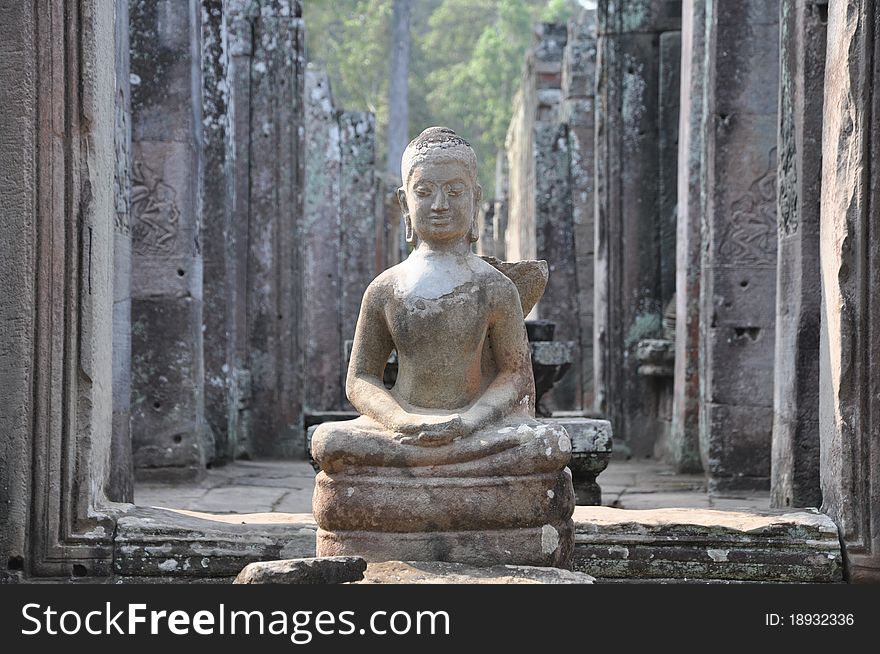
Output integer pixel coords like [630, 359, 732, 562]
[135, 457, 771, 514]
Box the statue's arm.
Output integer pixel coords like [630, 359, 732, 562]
[461, 279, 534, 434]
[345, 282, 406, 428]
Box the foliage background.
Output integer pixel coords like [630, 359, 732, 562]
[304, 0, 584, 196]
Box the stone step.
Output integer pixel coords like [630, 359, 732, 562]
[114, 506, 843, 583]
[572, 506, 843, 583]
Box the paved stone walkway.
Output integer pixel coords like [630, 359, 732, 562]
[135, 458, 771, 514]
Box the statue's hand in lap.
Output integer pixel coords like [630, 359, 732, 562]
[394, 413, 465, 447]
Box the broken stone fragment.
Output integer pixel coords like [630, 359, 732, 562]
[356, 560, 594, 584]
[233, 556, 367, 584]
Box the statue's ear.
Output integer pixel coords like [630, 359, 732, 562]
[397, 187, 408, 218]
[473, 183, 483, 213]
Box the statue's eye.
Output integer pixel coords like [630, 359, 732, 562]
[414, 186, 432, 197]
[446, 185, 465, 197]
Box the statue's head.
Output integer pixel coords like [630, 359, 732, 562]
[398, 127, 482, 247]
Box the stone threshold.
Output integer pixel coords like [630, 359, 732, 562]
[113, 505, 843, 583]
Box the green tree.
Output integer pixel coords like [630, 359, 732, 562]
[304, 0, 580, 193]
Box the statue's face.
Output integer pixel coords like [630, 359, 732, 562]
[403, 160, 480, 245]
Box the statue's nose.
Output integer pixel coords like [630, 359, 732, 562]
[432, 191, 449, 211]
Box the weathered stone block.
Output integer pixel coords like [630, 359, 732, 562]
[234, 556, 367, 584]
[572, 506, 842, 582]
[598, 0, 682, 34]
[357, 561, 594, 584]
[703, 403, 773, 491]
[131, 296, 207, 479]
[114, 508, 317, 581]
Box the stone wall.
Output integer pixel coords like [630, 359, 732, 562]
[699, 1, 779, 491]
[130, 0, 211, 480]
[594, 0, 681, 456]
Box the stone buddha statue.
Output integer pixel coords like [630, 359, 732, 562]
[311, 127, 574, 568]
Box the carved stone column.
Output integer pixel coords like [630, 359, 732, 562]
[227, 0, 305, 456]
[699, 0, 779, 491]
[110, 0, 134, 502]
[771, 0, 826, 509]
[1, 0, 117, 579]
[671, 0, 706, 474]
[819, 0, 880, 582]
[130, 0, 211, 480]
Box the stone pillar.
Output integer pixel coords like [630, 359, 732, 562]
[130, 0, 211, 480]
[339, 111, 377, 378]
[658, 32, 680, 310]
[700, 1, 779, 491]
[1, 0, 116, 579]
[110, 0, 134, 502]
[771, 0, 825, 509]
[535, 120, 580, 411]
[492, 150, 508, 260]
[228, 0, 305, 457]
[593, 0, 680, 456]
[507, 22, 590, 413]
[670, 0, 706, 473]
[562, 9, 598, 411]
[201, 0, 241, 463]
[304, 69, 344, 414]
[819, 0, 880, 582]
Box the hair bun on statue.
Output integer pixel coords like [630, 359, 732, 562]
[400, 126, 478, 186]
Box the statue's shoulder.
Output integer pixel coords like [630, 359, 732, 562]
[364, 266, 400, 300]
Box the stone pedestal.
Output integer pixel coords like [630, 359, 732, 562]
[699, 1, 779, 491]
[545, 418, 612, 505]
[314, 458, 576, 569]
[771, 0, 825, 509]
[819, 0, 880, 582]
[130, 0, 210, 480]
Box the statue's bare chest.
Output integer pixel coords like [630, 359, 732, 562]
[385, 285, 490, 356]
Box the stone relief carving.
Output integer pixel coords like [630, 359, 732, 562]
[719, 149, 778, 265]
[130, 160, 180, 255]
[114, 90, 131, 233]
